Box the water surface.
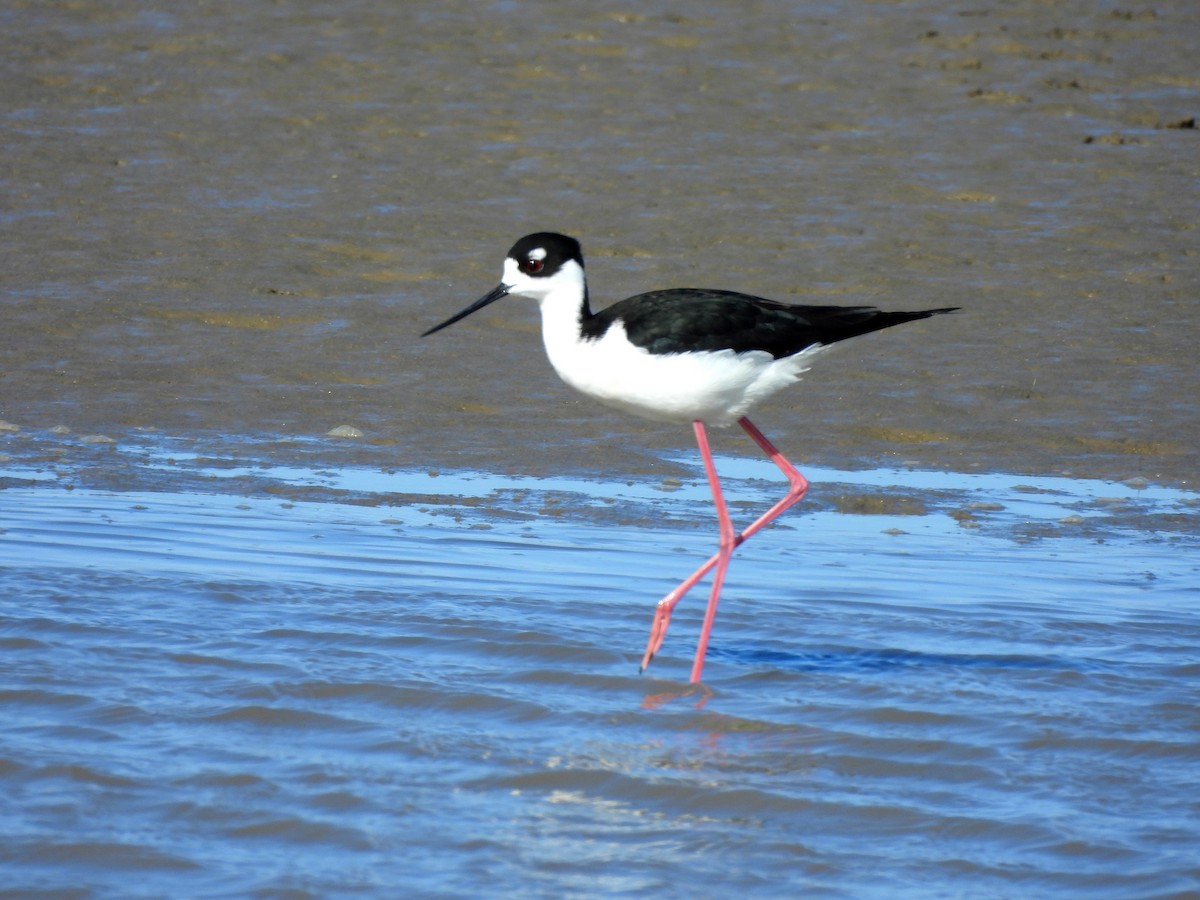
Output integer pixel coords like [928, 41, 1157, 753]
[2, 437, 1197, 897]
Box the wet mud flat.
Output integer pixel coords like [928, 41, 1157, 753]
[2, 423, 1196, 545]
[2, 0, 1198, 489]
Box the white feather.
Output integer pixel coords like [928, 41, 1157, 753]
[518, 259, 827, 426]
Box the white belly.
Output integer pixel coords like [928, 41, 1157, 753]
[542, 319, 825, 426]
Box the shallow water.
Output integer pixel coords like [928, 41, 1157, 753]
[2, 437, 1198, 897]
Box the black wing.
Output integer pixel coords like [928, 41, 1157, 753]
[584, 288, 957, 359]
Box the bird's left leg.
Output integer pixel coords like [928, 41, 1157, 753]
[734, 417, 809, 538]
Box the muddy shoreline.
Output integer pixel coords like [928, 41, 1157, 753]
[3, 1, 1197, 491]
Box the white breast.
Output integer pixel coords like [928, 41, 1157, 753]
[540, 314, 826, 427]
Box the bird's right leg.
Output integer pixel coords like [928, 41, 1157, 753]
[640, 421, 735, 680]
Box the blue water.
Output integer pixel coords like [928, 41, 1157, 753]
[2, 449, 1197, 897]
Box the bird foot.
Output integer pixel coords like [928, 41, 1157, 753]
[639, 600, 674, 674]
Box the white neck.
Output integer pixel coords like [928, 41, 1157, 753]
[534, 263, 588, 345]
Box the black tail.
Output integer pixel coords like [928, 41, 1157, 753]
[798, 305, 959, 352]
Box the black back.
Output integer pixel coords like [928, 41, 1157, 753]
[583, 288, 957, 359]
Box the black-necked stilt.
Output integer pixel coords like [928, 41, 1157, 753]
[423, 232, 957, 683]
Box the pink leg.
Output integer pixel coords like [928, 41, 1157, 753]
[689, 422, 736, 683]
[639, 416, 810, 681]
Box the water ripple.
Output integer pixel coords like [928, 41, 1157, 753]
[1, 458, 1197, 897]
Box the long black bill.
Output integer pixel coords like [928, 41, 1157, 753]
[421, 283, 511, 337]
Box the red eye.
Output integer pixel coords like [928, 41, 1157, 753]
[525, 257, 545, 274]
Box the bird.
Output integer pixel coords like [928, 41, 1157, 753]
[422, 232, 957, 683]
